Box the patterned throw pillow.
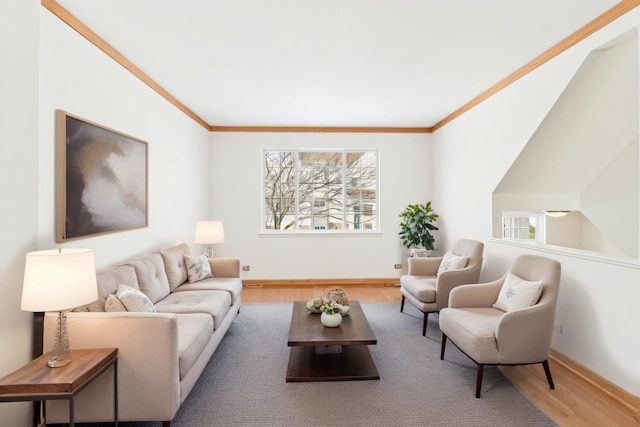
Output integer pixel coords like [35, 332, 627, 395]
[184, 254, 213, 283]
[116, 284, 156, 312]
[436, 251, 468, 276]
[492, 272, 543, 312]
[105, 293, 127, 312]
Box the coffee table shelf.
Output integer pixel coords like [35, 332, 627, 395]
[286, 301, 379, 382]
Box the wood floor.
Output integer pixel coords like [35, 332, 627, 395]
[242, 284, 640, 427]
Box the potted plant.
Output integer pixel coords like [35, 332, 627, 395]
[399, 202, 439, 255]
[320, 300, 344, 327]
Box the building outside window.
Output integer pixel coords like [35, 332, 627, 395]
[263, 150, 378, 232]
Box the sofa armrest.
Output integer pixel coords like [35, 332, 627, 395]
[434, 262, 483, 309]
[496, 301, 556, 363]
[209, 257, 240, 278]
[43, 312, 181, 423]
[448, 279, 503, 308]
[407, 256, 442, 276]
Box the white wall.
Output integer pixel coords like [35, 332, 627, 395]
[433, 10, 640, 396]
[0, 1, 40, 425]
[209, 132, 432, 279]
[38, 9, 212, 270]
[0, 7, 211, 426]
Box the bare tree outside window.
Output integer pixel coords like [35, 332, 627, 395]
[264, 150, 378, 231]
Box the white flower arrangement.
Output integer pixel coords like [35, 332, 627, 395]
[306, 299, 350, 315]
[320, 300, 342, 315]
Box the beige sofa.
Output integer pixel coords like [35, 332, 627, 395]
[42, 243, 242, 426]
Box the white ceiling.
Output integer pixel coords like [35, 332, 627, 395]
[55, 0, 621, 128]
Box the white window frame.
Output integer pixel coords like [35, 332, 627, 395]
[502, 211, 546, 243]
[262, 149, 379, 234]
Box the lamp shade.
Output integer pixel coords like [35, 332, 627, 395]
[21, 248, 98, 312]
[194, 220, 225, 245]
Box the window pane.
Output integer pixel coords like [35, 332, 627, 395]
[298, 152, 343, 230]
[264, 151, 296, 230]
[345, 151, 377, 230]
[502, 212, 541, 241]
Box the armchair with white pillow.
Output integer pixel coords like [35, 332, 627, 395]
[439, 254, 561, 397]
[400, 239, 484, 336]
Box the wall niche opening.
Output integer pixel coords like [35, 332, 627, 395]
[493, 29, 639, 258]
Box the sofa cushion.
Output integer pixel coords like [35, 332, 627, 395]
[84, 264, 139, 312]
[155, 290, 232, 329]
[439, 307, 502, 363]
[493, 272, 543, 312]
[184, 255, 213, 283]
[173, 277, 243, 304]
[159, 243, 190, 291]
[117, 284, 157, 312]
[399, 275, 437, 303]
[127, 253, 171, 304]
[176, 313, 214, 380]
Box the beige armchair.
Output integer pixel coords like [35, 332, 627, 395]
[400, 239, 484, 336]
[439, 254, 561, 398]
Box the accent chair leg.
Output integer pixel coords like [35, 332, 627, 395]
[475, 364, 484, 398]
[400, 295, 405, 313]
[422, 312, 428, 336]
[440, 334, 447, 360]
[163, 421, 171, 427]
[542, 360, 555, 390]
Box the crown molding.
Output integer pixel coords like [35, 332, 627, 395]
[42, 0, 639, 134]
[210, 125, 432, 133]
[432, 0, 640, 132]
[40, 0, 211, 130]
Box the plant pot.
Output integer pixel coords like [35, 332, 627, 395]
[321, 312, 343, 327]
[410, 248, 431, 258]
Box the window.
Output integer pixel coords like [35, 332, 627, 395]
[263, 150, 378, 232]
[502, 211, 545, 242]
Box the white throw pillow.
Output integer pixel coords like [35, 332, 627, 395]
[184, 255, 213, 283]
[105, 293, 127, 312]
[493, 272, 543, 312]
[437, 251, 468, 276]
[116, 284, 156, 313]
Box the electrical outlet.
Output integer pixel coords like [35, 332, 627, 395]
[394, 264, 402, 269]
[553, 323, 563, 334]
[242, 265, 250, 271]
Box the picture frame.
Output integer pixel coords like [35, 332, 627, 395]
[55, 110, 148, 242]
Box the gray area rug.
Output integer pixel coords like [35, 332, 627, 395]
[83, 301, 557, 426]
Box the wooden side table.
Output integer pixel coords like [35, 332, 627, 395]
[0, 348, 118, 426]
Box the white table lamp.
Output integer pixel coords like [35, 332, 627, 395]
[194, 220, 225, 257]
[21, 248, 98, 367]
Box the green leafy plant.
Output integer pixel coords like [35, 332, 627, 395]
[399, 202, 439, 250]
[320, 300, 343, 314]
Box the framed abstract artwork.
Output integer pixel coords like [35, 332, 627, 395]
[55, 110, 148, 242]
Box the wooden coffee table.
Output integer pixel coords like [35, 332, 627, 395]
[286, 301, 379, 382]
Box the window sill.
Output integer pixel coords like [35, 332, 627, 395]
[492, 238, 640, 270]
[259, 231, 383, 237]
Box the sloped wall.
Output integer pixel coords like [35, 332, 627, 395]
[493, 30, 638, 257]
[580, 136, 638, 256]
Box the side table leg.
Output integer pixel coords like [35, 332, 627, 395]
[69, 396, 74, 427]
[114, 359, 118, 426]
